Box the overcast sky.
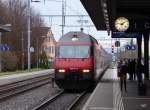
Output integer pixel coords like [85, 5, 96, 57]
[31, 0, 109, 39]
[31, 0, 130, 53]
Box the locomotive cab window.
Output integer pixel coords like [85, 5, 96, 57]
[59, 45, 90, 58]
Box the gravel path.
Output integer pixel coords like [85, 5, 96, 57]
[0, 83, 61, 110]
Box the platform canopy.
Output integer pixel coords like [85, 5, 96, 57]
[0, 17, 11, 32]
[0, 24, 11, 32]
[80, 0, 150, 33]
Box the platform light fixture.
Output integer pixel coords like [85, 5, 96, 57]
[103, 9, 108, 13]
[103, 2, 107, 8]
[105, 21, 108, 24]
[104, 13, 108, 17]
[105, 17, 109, 21]
[106, 24, 110, 28]
[100, 0, 110, 35]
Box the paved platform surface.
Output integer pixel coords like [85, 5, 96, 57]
[0, 69, 54, 86]
[83, 68, 150, 110]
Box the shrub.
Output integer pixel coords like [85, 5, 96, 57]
[1, 52, 18, 72]
[39, 52, 50, 69]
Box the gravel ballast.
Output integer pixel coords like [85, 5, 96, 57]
[0, 83, 60, 110]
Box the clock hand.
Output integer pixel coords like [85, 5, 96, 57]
[121, 22, 125, 25]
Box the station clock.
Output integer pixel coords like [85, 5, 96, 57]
[114, 17, 129, 32]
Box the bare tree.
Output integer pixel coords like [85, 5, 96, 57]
[0, 0, 47, 70]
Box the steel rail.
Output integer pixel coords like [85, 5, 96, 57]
[32, 90, 64, 110]
[0, 74, 53, 100]
[33, 90, 87, 110]
[0, 74, 51, 92]
[66, 91, 87, 110]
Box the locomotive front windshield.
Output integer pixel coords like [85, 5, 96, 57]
[59, 46, 90, 58]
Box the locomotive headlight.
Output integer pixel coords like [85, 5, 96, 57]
[83, 69, 90, 73]
[72, 34, 78, 41]
[72, 37, 78, 41]
[58, 69, 65, 73]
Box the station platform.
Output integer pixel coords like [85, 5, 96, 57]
[83, 68, 150, 110]
[0, 69, 54, 86]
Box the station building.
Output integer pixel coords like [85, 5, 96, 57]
[41, 28, 56, 62]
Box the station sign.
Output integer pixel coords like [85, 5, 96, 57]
[0, 44, 11, 51]
[125, 45, 136, 50]
[30, 47, 34, 52]
[126, 45, 130, 50]
[112, 32, 142, 38]
[128, 19, 150, 32]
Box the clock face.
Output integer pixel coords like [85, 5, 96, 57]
[115, 17, 129, 32]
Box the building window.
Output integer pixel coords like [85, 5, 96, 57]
[52, 46, 54, 54]
[48, 46, 51, 53]
[49, 37, 51, 42]
[44, 46, 46, 52]
[53, 46, 55, 54]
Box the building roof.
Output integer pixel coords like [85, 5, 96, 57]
[58, 31, 98, 44]
[47, 28, 56, 43]
[0, 16, 11, 32]
[0, 24, 11, 32]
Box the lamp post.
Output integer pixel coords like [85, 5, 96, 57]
[27, 0, 40, 71]
[21, 32, 25, 70]
[0, 32, 1, 72]
[36, 37, 39, 68]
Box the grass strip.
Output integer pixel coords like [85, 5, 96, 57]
[0, 68, 46, 76]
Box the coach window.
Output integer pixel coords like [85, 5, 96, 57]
[53, 46, 55, 54]
[90, 46, 94, 56]
[100, 59, 103, 68]
[145, 22, 150, 29]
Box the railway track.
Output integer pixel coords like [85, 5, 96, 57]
[67, 91, 88, 110]
[32, 68, 108, 110]
[33, 90, 87, 110]
[0, 73, 53, 100]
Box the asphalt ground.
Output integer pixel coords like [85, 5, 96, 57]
[122, 80, 150, 110]
[82, 68, 150, 110]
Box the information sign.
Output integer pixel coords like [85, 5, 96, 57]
[112, 32, 142, 38]
[125, 45, 136, 50]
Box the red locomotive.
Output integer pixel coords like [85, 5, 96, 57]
[54, 31, 111, 90]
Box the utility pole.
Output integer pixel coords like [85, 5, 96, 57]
[27, 0, 31, 70]
[21, 32, 24, 70]
[36, 37, 39, 68]
[0, 32, 1, 72]
[62, 0, 65, 37]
